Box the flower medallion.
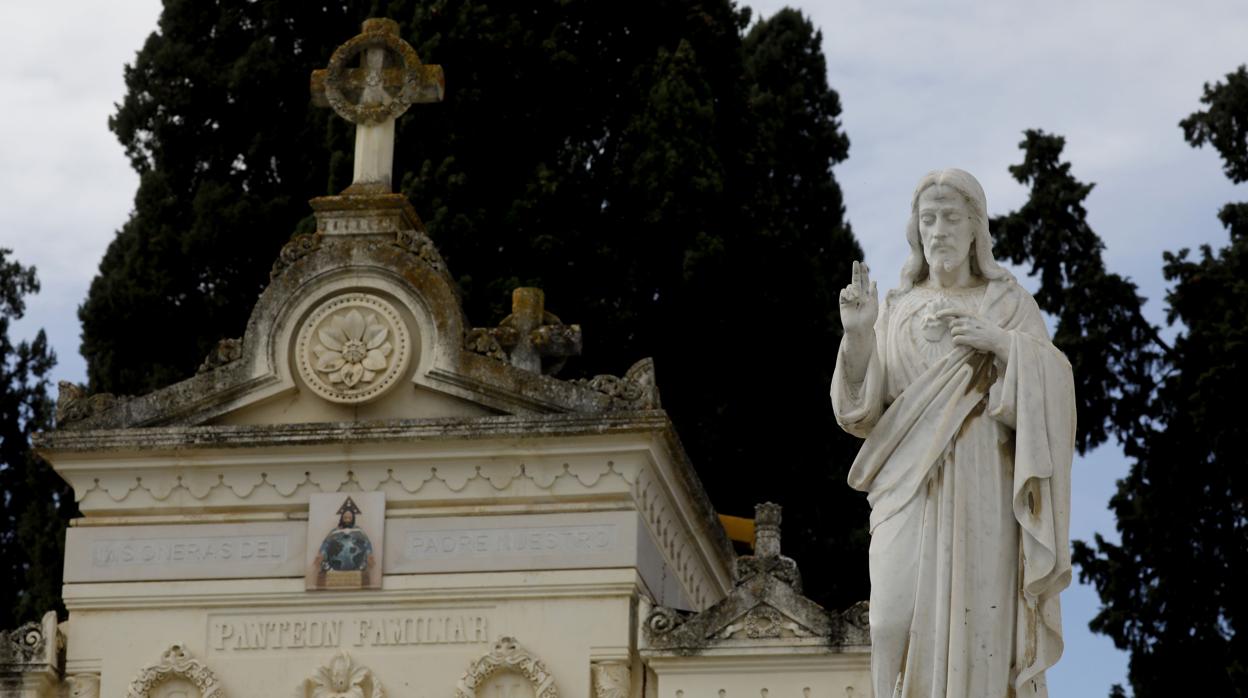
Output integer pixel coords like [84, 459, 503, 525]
[297, 293, 411, 404]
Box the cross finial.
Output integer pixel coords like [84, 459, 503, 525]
[311, 18, 444, 195]
[500, 288, 583, 374]
[465, 288, 583, 374]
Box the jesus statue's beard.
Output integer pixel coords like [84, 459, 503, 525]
[940, 259, 958, 273]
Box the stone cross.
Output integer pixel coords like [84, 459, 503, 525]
[311, 18, 444, 194]
[497, 288, 583, 374]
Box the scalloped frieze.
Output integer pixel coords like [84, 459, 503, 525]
[70, 459, 625, 505]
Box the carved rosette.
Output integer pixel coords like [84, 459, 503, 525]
[455, 636, 557, 698]
[296, 293, 411, 404]
[125, 644, 223, 698]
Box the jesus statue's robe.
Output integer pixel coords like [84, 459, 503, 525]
[831, 278, 1074, 698]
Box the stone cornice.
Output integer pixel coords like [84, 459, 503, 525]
[35, 411, 672, 455]
[63, 572, 643, 612]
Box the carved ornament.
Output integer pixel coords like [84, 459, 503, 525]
[301, 651, 383, 698]
[465, 288, 581, 375]
[311, 19, 444, 126]
[125, 643, 224, 698]
[0, 611, 60, 668]
[296, 293, 411, 404]
[56, 381, 125, 427]
[574, 358, 661, 409]
[197, 338, 243, 374]
[591, 661, 629, 698]
[394, 229, 447, 273]
[642, 503, 870, 650]
[270, 233, 323, 280]
[455, 636, 557, 698]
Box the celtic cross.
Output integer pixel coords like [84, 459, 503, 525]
[311, 18, 444, 194]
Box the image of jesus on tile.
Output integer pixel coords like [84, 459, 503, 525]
[306, 492, 384, 590]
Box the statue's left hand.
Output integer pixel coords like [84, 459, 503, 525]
[935, 307, 1010, 361]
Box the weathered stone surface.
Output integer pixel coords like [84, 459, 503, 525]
[0, 611, 63, 698]
[310, 18, 444, 194]
[50, 225, 641, 430]
[197, 338, 243, 374]
[0, 612, 60, 670]
[574, 358, 661, 410]
[466, 287, 582, 375]
[642, 503, 869, 652]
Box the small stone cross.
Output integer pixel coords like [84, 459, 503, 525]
[311, 18, 444, 194]
[496, 288, 583, 374]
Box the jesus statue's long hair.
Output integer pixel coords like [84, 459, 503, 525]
[893, 168, 1014, 297]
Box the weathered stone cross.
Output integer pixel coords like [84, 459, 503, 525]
[311, 18, 444, 194]
[470, 288, 583, 374]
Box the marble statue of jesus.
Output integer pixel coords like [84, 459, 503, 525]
[831, 169, 1074, 698]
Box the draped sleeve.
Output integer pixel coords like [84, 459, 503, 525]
[987, 292, 1076, 692]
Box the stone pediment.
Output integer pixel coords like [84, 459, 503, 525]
[55, 193, 659, 430]
[642, 503, 870, 651]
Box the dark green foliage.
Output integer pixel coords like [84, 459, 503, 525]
[0, 250, 70, 627]
[83, 0, 372, 392]
[990, 130, 1161, 454]
[83, 1, 867, 608]
[1181, 66, 1248, 184]
[1072, 68, 1248, 697]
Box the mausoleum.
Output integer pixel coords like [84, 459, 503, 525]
[1, 19, 869, 698]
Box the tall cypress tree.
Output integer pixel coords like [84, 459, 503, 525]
[0, 249, 67, 627]
[1073, 67, 1248, 697]
[82, 2, 867, 608]
[990, 130, 1161, 454]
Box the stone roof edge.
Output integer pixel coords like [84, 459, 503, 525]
[33, 410, 674, 454]
[652, 419, 737, 581]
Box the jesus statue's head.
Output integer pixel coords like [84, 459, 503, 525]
[895, 168, 1013, 293]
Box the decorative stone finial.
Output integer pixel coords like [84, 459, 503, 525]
[311, 18, 445, 194]
[754, 501, 782, 558]
[465, 288, 583, 374]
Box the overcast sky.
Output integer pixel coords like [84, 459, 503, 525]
[3, 1, 1246, 695]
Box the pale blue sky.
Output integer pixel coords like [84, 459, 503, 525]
[3, 2, 1247, 696]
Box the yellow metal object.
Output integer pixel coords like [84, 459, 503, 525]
[718, 514, 755, 549]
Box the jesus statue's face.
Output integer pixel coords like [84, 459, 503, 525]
[917, 185, 975, 275]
